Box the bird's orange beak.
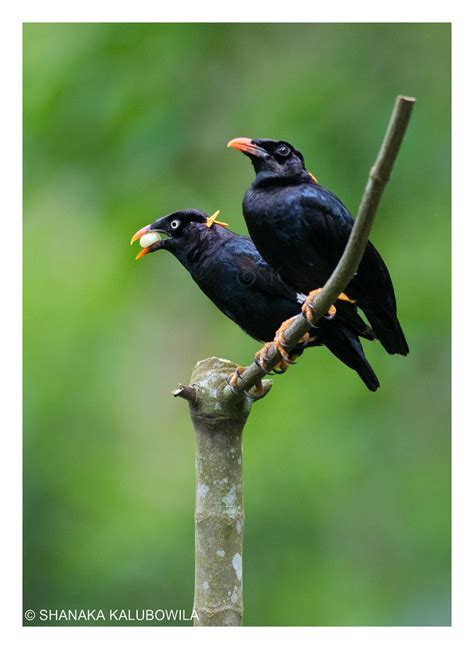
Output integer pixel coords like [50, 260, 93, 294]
[227, 137, 268, 159]
[130, 223, 160, 260]
[130, 224, 151, 246]
[134, 247, 151, 260]
[227, 137, 255, 154]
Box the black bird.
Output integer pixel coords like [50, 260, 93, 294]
[228, 137, 409, 356]
[131, 208, 380, 391]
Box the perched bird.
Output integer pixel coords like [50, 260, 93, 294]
[227, 137, 409, 356]
[130, 208, 380, 391]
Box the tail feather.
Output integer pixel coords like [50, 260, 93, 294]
[312, 325, 380, 392]
[333, 301, 376, 341]
[364, 309, 409, 356]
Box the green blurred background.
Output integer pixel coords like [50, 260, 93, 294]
[23, 23, 450, 626]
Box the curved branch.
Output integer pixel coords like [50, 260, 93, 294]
[226, 95, 415, 396]
[174, 95, 415, 626]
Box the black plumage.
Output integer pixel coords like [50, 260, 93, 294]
[228, 137, 409, 356]
[131, 209, 379, 391]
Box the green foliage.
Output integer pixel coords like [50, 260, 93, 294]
[23, 23, 450, 625]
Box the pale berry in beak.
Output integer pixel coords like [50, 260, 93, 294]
[139, 232, 161, 248]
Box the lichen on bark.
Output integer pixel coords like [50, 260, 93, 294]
[185, 357, 269, 626]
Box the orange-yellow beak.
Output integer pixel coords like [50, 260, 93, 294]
[134, 247, 151, 260]
[130, 224, 151, 246]
[130, 224, 161, 260]
[227, 137, 268, 159]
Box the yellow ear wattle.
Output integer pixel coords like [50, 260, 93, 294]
[206, 210, 229, 228]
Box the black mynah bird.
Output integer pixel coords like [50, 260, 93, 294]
[227, 137, 409, 356]
[131, 208, 380, 391]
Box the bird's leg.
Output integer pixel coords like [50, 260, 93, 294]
[299, 331, 318, 344]
[273, 317, 299, 362]
[254, 318, 296, 373]
[228, 367, 266, 399]
[254, 342, 274, 373]
[254, 317, 312, 375]
[254, 343, 292, 374]
[302, 289, 355, 322]
[302, 288, 333, 321]
[272, 358, 292, 374]
[271, 344, 316, 374]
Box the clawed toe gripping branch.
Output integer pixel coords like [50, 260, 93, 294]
[172, 96, 415, 626]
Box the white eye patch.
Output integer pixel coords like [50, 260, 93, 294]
[139, 232, 161, 248]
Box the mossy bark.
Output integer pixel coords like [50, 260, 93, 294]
[183, 357, 269, 626]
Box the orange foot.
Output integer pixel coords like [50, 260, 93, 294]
[273, 357, 292, 374]
[273, 316, 299, 361]
[254, 343, 293, 374]
[302, 288, 356, 323]
[255, 316, 312, 375]
[273, 319, 318, 370]
[254, 342, 274, 373]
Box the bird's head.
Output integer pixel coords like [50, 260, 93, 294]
[130, 209, 229, 260]
[227, 137, 311, 183]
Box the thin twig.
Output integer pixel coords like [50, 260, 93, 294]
[226, 95, 415, 396]
[172, 384, 197, 402]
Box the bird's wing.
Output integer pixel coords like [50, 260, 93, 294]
[300, 184, 397, 309]
[226, 237, 301, 303]
[299, 185, 355, 267]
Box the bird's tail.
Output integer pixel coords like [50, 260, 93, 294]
[310, 325, 380, 392]
[364, 308, 409, 356]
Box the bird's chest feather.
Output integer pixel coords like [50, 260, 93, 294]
[245, 187, 303, 244]
[243, 186, 320, 277]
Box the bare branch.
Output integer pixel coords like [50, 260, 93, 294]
[172, 383, 197, 402]
[173, 95, 415, 626]
[226, 95, 416, 396]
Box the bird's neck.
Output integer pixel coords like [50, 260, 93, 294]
[252, 169, 313, 190]
[172, 227, 226, 274]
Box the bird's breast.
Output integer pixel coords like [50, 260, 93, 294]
[242, 185, 329, 292]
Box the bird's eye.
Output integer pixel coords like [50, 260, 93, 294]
[170, 219, 181, 230]
[276, 144, 290, 157]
